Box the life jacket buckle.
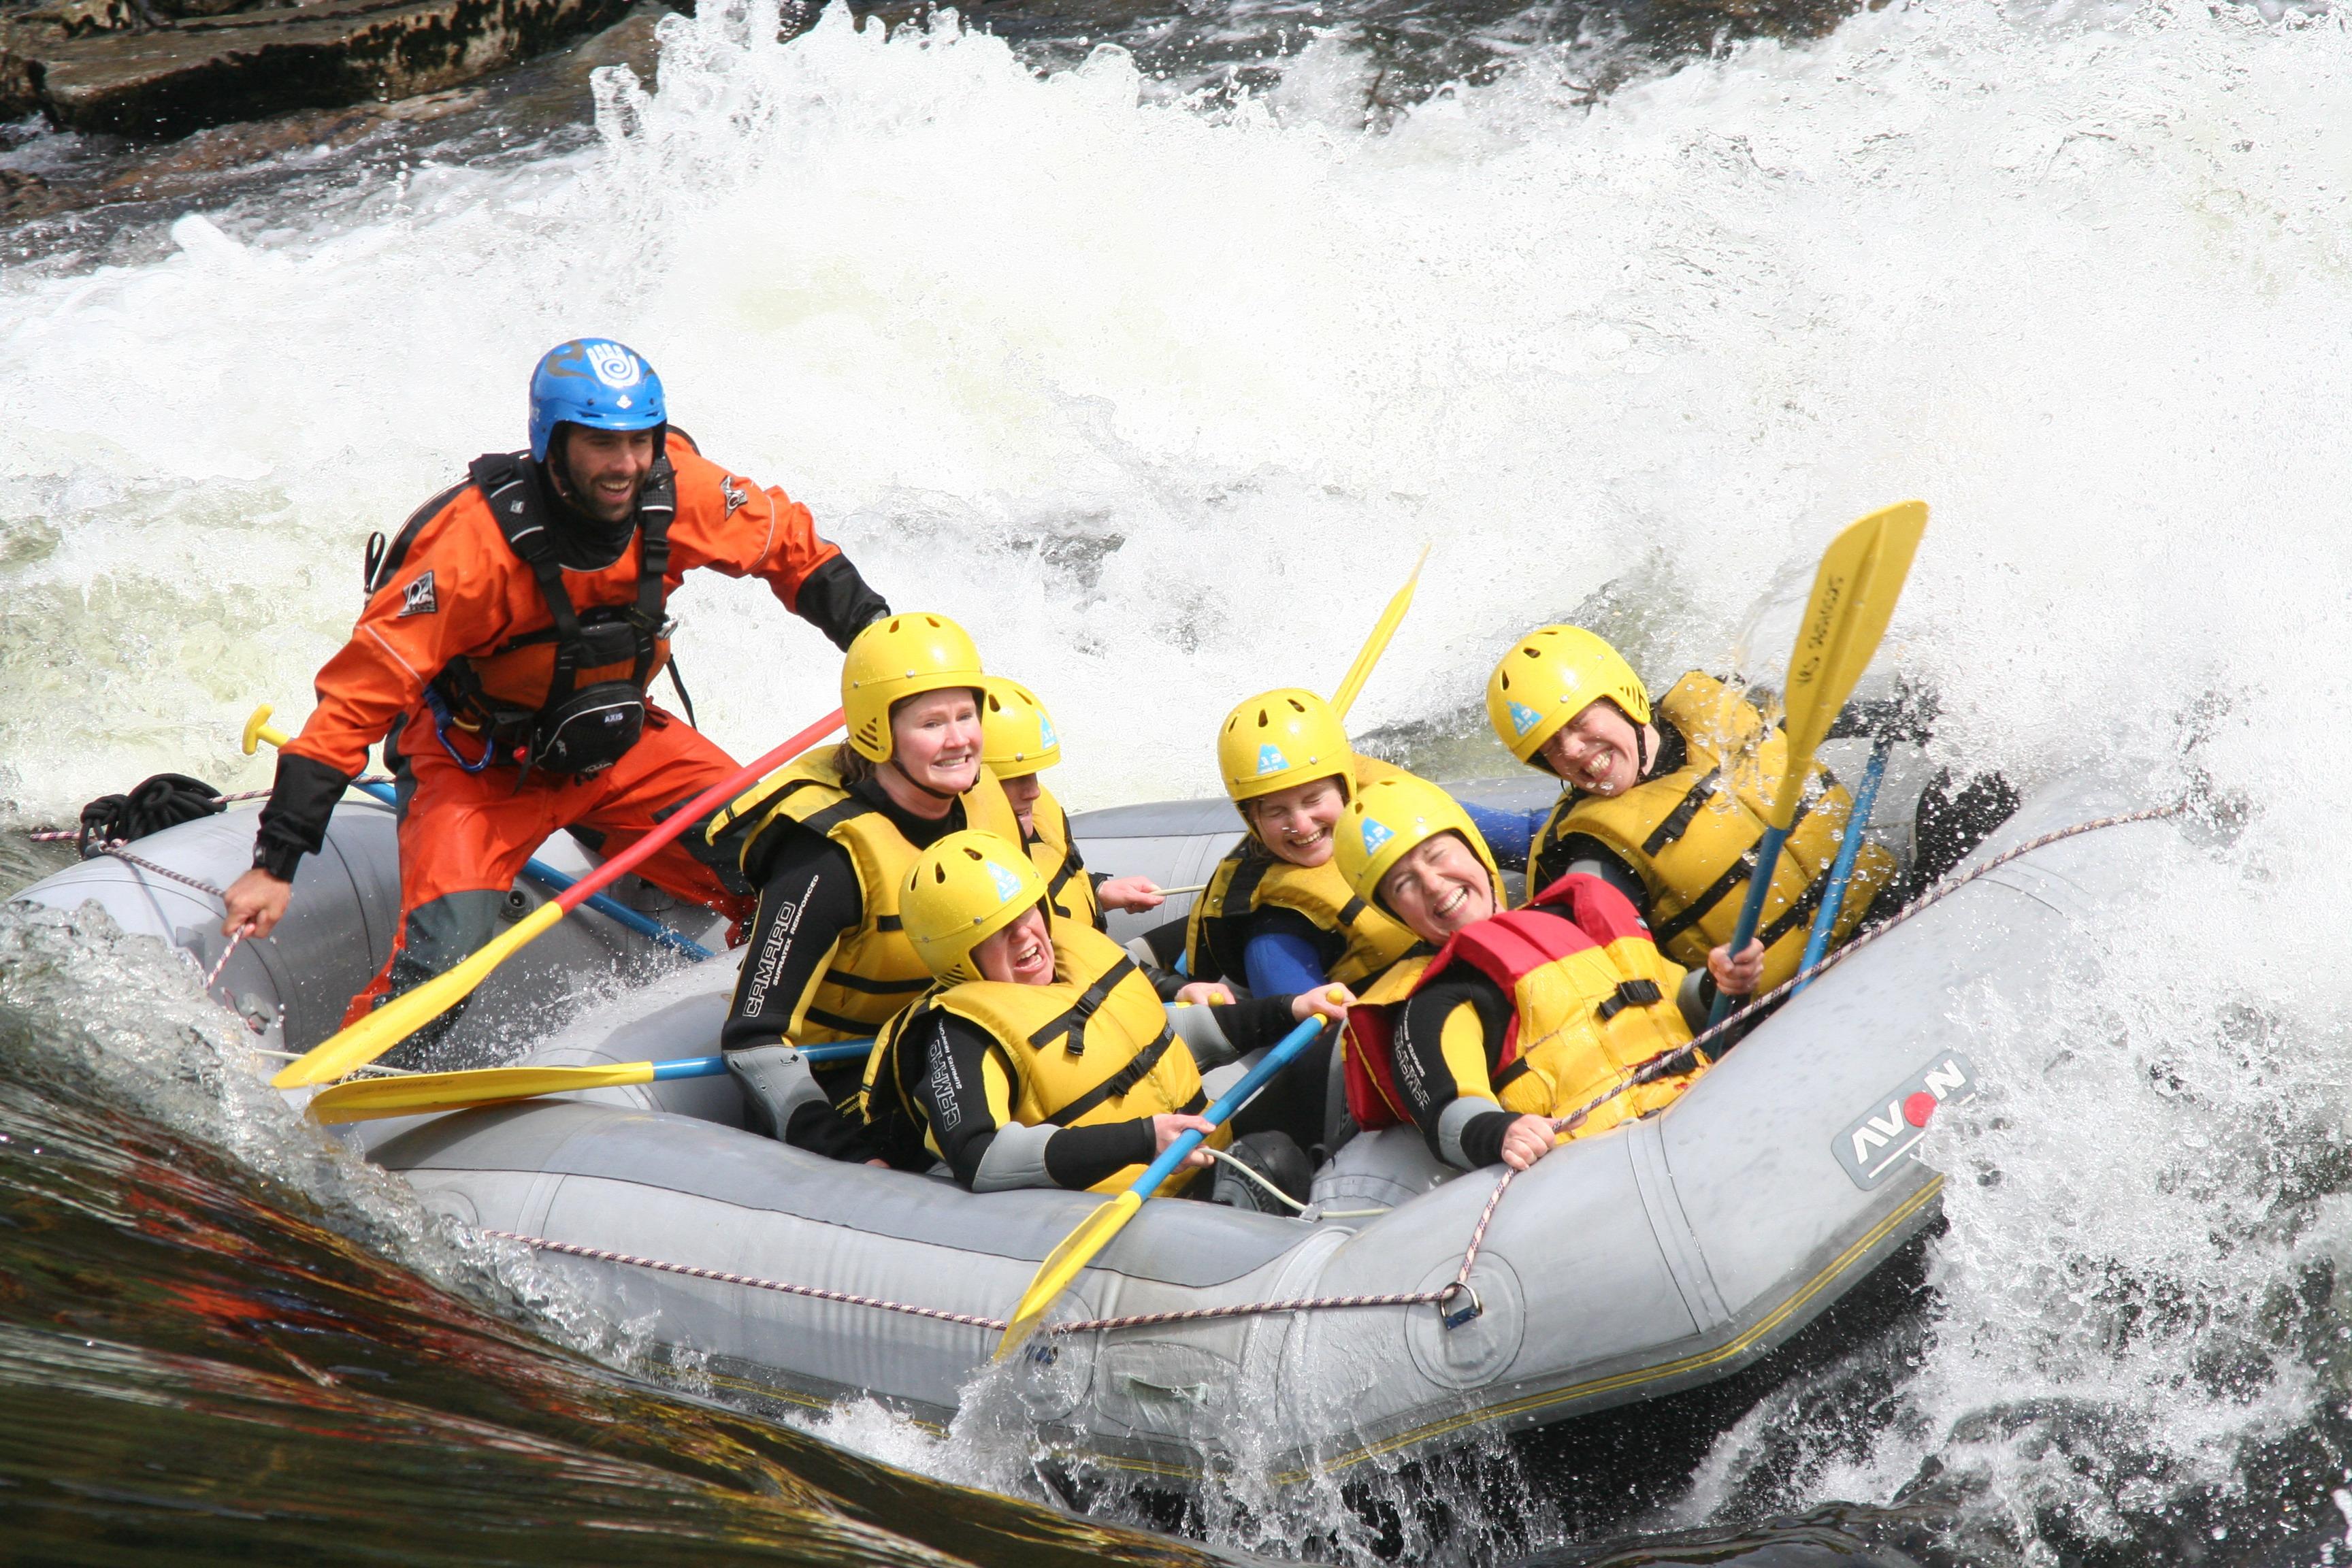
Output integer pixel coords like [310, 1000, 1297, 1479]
[1437, 1281, 1483, 1331]
[1595, 978, 1663, 1022]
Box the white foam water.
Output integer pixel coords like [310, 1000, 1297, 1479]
[7, 0, 2352, 1555]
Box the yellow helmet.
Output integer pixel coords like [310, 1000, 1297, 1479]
[1485, 625, 1652, 770]
[842, 612, 986, 764]
[1334, 774, 1503, 915]
[901, 830, 1049, 983]
[979, 678, 1062, 779]
[1216, 688, 1356, 810]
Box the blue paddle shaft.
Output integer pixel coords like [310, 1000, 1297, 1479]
[348, 777, 712, 961]
[649, 1039, 874, 1081]
[1708, 822, 1792, 1027]
[1129, 1014, 1324, 1198]
[653, 1055, 726, 1081]
[1793, 739, 1891, 996]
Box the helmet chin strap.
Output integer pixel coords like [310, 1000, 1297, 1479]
[1634, 724, 1650, 779]
[887, 757, 964, 803]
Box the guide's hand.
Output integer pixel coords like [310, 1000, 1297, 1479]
[221, 868, 293, 939]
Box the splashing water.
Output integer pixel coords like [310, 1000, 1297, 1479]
[8, 0, 2352, 1557]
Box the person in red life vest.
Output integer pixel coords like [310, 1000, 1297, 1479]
[217, 339, 890, 1063]
[1332, 774, 1765, 1173]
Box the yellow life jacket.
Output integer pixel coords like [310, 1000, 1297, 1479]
[863, 923, 1224, 1193]
[1185, 755, 1420, 989]
[1027, 785, 1103, 931]
[706, 749, 1020, 1043]
[1537, 671, 1897, 994]
[1343, 875, 1701, 1141]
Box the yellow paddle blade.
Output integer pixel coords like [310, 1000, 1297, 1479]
[1330, 544, 1431, 720]
[1772, 501, 1929, 826]
[996, 1190, 1141, 1358]
[307, 1060, 658, 1124]
[270, 901, 567, 1088]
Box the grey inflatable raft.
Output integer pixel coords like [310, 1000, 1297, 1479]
[10, 753, 2174, 1483]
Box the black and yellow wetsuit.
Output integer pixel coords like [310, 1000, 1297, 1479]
[1527, 672, 1897, 994]
[711, 748, 1018, 1160]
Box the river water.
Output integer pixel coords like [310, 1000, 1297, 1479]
[7, 0, 2352, 1558]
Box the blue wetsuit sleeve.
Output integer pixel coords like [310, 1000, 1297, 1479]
[1458, 800, 1537, 872]
[1243, 921, 1329, 998]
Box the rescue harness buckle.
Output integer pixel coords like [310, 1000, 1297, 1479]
[426, 453, 681, 784]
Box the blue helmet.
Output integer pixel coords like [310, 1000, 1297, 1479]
[527, 338, 667, 461]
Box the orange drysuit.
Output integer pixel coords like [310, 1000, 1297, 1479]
[252, 431, 888, 1060]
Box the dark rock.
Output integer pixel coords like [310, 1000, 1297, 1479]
[0, 0, 635, 138]
[0, 165, 76, 220]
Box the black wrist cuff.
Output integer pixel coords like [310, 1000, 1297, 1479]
[1459, 1108, 1516, 1169]
[796, 554, 892, 651]
[252, 751, 353, 881]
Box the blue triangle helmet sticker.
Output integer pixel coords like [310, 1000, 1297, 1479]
[1256, 744, 1289, 775]
[987, 862, 1025, 902]
[1509, 700, 1544, 736]
[1039, 717, 1058, 748]
[1360, 819, 1395, 856]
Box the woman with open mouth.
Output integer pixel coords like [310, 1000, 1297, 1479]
[1489, 625, 1886, 999]
[862, 830, 1352, 1195]
[1333, 773, 1761, 1174]
[1178, 688, 1427, 1160]
[702, 613, 1025, 1164]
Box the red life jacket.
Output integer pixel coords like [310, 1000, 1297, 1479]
[1341, 872, 1684, 1130]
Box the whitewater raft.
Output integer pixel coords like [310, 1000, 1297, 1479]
[10, 754, 2174, 1482]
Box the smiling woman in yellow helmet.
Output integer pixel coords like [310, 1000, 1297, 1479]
[1183, 689, 1422, 997]
[1175, 689, 1431, 1158]
[1490, 625, 1891, 998]
[1333, 774, 1760, 1173]
[978, 676, 1168, 934]
[859, 831, 1353, 1195]
[705, 612, 1022, 1161]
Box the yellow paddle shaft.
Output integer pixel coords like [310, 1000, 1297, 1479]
[307, 1056, 657, 1123]
[1329, 543, 1430, 720]
[272, 901, 564, 1088]
[997, 1192, 1141, 1358]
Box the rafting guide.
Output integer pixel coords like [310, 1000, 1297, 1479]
[217, 339, 890, 1063]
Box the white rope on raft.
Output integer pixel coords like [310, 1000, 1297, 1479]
[1546, 799, 2189, 1134]
[475, 800, 2191, 1340]
[485, 1165, 1512, 1338]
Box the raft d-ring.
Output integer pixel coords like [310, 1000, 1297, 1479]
[1437, 1281, 1484, 1331]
